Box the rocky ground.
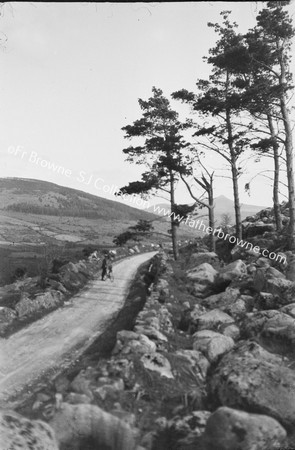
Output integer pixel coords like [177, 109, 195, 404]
[3, 205, 295, 450]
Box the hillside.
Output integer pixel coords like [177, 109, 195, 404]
[0, 178, 196, 285]
[149, 195, 268, 225]
[0, 178, 155, 221]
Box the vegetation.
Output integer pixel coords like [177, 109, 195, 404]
[113, 220, 155, 246]
[120, 2, 294, 248]
[120, 87, 193, 260]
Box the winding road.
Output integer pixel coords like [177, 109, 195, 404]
[0, 252, 157, 406]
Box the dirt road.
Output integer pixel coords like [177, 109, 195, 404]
[0, 252, 157, 406]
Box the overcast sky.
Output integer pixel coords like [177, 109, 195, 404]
[0, 2, 295, 208]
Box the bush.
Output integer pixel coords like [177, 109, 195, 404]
[51, 258, 69, 274]
[82, 246, 97, 258]
[14, 267, 27, 280]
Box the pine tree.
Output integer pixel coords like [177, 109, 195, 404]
[120, 87, 192, 260]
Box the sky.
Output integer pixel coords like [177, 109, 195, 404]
[0, 1, 295, 209]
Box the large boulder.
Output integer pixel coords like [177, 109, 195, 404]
[187, 263, 219, 298]
[201, 288, 241, 310]
[49, 402, 139, 450]
[224, 295, 254, 320]
[186, 263, 218, 284]
[218, 260, 247, 283]
[193, 330, 235, 362]
[209, 341, 295, 428]
[15, 290, 63, 318]
[264, 278, 295, 305]
[280, 302, 295, 317]
[59, 262, 90, 291]
[243, 222, 275, 238]
[253, 267, 286, 292]
[196, 309, 234, 332]
[202, 406, 287, 450]
[1, 409, 59, 450]
[241, 310, 295, 356]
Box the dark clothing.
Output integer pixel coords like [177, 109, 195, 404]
[101, 257, 108, 280]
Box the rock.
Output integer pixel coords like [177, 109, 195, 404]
[220, 323, 240, 340]
[140, 352, 174, 379]
[225, 295, 254, 320]
[116, 330, 140, 342]
[157, 278, 169, 302]
[201, 288, 240, 309]
[264, 278, 295, 305]
[244, 222, 275, 238]
[70, 371, 94, 400]
[218, 260, 247, 283]
[120, 336, 157, 355]
[46, 279, 68, 294]
[190, 304, 208, 324]
[240, 310, 295, 356]
[186, 263, 218, 284]
[196, 309, 234, 332]
[240, 310, 291, 337]
[106, 359, 135, 388]
[95, 378, 124, 401]
[209, 341, 295, 428]
[54, 374, 71, 394]
[256, 257, 271, 268]
[110, 406, 136, 427]
[1, 410, 59, 449]
[191, 282, 213, 298]
[202, 406, 287, 450]
[193, 330, 235, 362]
[168, 410, 211, 446]
[137, 316, 160, 330]
[59, 264, 88, 291]
[134, 325, 168, 342]
[0, 306, 17, 324]
[37, 392, 51, 403]
[158, 306, 173, 333]
[280, 302, 295, 317]
[49, 402, 139, 450]
[253, 267, 286, 292]
[65, 393, 92, 404]
[190, 252, 219, 266]
[175, 350, 210, 381]
[255, 292, 278, 310]
[15, 291, 63, 318]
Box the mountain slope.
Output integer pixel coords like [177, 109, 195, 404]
[0, 178, 154, 221]
[148, 195, 268, 224]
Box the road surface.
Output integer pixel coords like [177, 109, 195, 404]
[0, 252, 157, 406]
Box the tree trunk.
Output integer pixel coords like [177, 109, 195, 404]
[278, 41, 295, 248]
[225, 71, 242, 240]
[225, 108, 242, 240]
[281, 96, 295, 248]
[267, 113, 282, 232]
[207, 177, 216, 252]
[170, 171, 179, 260]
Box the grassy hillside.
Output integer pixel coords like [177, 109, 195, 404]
[0, 178, 155, 221]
